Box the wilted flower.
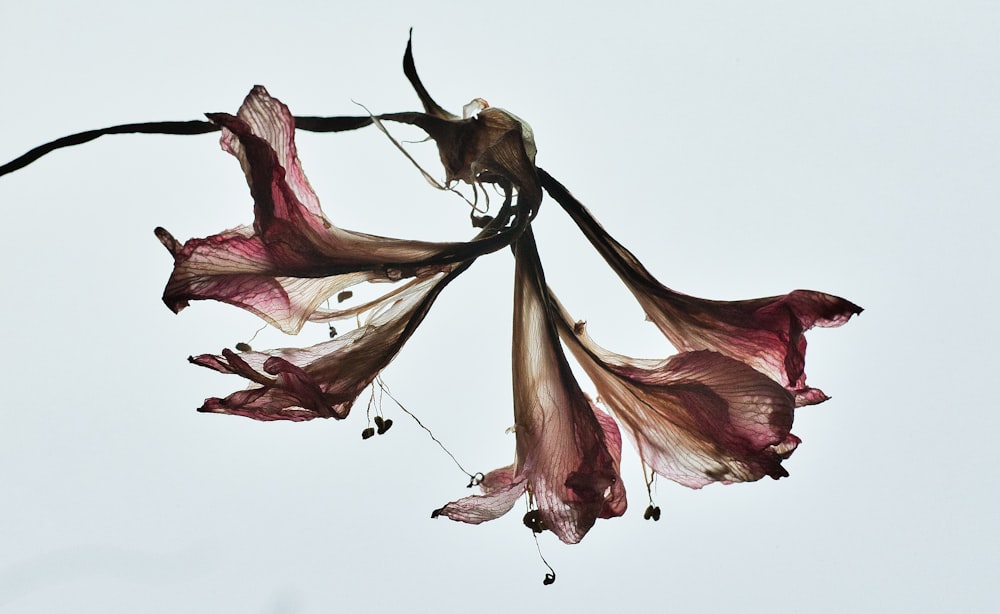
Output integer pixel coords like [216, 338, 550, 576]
[189, 270, 463, 421]
[552, 297, 799, 488]
[433, 230, 625, 543]
[151, 39, 861, 544]
[156, 85, 529, 335]
[539, 170, 863, 406]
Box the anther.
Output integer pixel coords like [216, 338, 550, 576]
[377, 418, 393, 435]
[523, 510, 546, 534]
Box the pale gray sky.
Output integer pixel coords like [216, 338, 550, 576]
[1, 2, 997, 612]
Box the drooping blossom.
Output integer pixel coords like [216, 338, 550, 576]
[190, 269, 464, 421]
[156, 85, 532, 334]
[551, 293, 798, 488]
[538, 169, 862, 406]
[433, 230, 625, 543]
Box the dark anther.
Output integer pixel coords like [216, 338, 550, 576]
[328, 325, 337, 339]
[373, 416, 384, 428]
[543, 573, 556, 586]
[466, 472, 485, 488]
[337, 290, 353, 303]
[643, 505, 661, 521]
[377, 418, 393, 435]
[523, 510, 546, 534]
[235, 342, 252, 352]
[361, 427, 376, 440]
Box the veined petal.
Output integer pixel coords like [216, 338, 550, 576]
[191, 269, 461, 421]
[538, 169, 862, 405]
[510, 230, 625, 543]
[156, 225, 376, 333]
[431, 466, 527, 524]
[553, 295, 798, 489]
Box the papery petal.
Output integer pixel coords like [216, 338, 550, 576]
[156, 226, 375, 333]
[431, 466, 527, 524]
[538, 169, 862, 405]
[158, 86, 521, 333]
[510, 230, 625, 543]
[553, 298, 798, 489]
[191, 269, 461, 421]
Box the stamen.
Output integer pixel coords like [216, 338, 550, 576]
[532, 531, 557, 586]
[522, 510, 545, 534]
[642, 460, 661, 521]
[375, 377, 479, 485]
[234, 322, 270, 352]
[360, 102, 488, 214]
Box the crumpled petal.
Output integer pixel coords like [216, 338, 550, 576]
[157, 86, 519, 333]
[431, 466, 527, 524]
[538, 169, 862, 406]
[435, 230, 624, 543]
[433, 404, 626, 528]
[190, 269, 461, 421]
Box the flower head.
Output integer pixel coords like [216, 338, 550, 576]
[148, 36, 861, 556]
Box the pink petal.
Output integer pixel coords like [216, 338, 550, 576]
[538, 169, 862, 405]
[554, 297, 798, 489]
[431, 466, 527, 524]
[191, 270, 460, 421]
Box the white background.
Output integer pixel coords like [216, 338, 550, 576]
[1, 2, 996, 612]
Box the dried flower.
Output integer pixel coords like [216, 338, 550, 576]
[0, 34, 862, 558]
